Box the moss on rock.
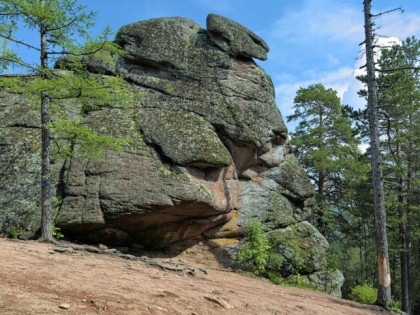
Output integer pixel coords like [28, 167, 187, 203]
[267, 221, 329, 276]
[140, 109, 232, 168]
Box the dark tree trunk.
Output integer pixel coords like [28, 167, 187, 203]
[363, 0, 391, 309]
[40, 91, 53, 242]
[397, 140, 410, 314]
[39, 0, 53, 242]
[403, 145, 414, 314]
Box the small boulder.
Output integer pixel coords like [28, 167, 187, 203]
[267, 221, 329, 275]
[206, 14, 269, 60]
[59, 303, 71, 310]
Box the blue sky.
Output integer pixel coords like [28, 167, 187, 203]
[7, 0, 420, 131]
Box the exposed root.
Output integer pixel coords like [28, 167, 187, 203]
[53, 243, 208, 276]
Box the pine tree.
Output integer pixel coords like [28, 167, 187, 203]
[356, 34, 420, 313]
[0, 0, 136, 242]
[376, 36, 420, 315]
[287, 83, 363, 238]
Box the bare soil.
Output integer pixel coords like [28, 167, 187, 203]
[0, 238, 392, 315]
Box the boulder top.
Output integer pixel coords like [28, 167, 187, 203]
[115, 14, 269, 61]
[206, 14, 269, 60]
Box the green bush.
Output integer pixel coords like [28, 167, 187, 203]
[6, 226, 20, 239]
[265, 271, 283, 285]
[349, 284, 377, 304]
[52, 224, 64, 239]
[390, 299, 401, 313]
[237, 220, 271, 274]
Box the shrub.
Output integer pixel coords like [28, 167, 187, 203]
[390, 299, 401, 313]
[237, 219, 271, 274]
[6, 226, 20, 239]
[349, 284, 377, 304]
[52, 224, 64, 239]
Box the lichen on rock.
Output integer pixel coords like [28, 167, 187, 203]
[0, 14, 343, 295]
[267, 221, 329, 275]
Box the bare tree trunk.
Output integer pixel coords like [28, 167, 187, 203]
[39, 0, 53, 242]
[363, 0, 391, 309]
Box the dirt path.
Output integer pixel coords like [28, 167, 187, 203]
[0, 238, 391, 315]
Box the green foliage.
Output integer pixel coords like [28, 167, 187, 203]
[6, 226, 20, 239]
[264, 271, 283, 285]
[357, 36, 420, 313]
[0, 1, 141, 241]
[237, 220, 271, 274]
[390, 299, 401, 313]
[349, 284, 377, 305]
[51, 196, 64, 239]
[266, 271, 320, 292]
[287, 83, 366, 239]
[0, 0, 104, 73]
[49, 118, 130, 159]
[52, 224, 64, 239]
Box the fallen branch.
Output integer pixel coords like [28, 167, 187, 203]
[53, 244, 208, 276]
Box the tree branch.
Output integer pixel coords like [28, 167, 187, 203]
[371, 7, 404, 18]
[0, 56, 38, 72]
[376, 66, 420, 72]
[0, 34, 41, 51]
[47, 40, 106, 56]
[0, 73, 38, 78]
[46, 17, 78, 32]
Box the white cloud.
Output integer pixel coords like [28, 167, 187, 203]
[308, 7, 362, 42]
[378, 12, 420, 39]
[276, 81, 304, 119]
[269, 0, 363, 45]
[342, 75, 365, 110]
[326, 54, 340, 66]
[345, 36, 402, 111]
[267, 0, 420, 131]
[269, 1, 420, 46]
[359, 143, 369, 153]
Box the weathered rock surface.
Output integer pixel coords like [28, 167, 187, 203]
[0, 14, 343, 294]
[290, 269, 345, 298]
[206, 14, 270, 61]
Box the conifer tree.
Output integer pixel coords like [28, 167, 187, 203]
[0, 0, 135, 242]
[356, 35, 420, 313]
[287, 83, 363, 239]
[376, 36, 420, 315]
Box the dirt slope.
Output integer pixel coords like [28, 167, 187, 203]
[0, 238, 391, 315]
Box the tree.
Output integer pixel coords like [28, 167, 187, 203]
[375, 36, 420, 315]
[362, 0, 391, 309]
[237, 220, 271, 275]
[287, 83, 362, 239]
[356, 34, 420, 313]
[0, 0, 134, 242]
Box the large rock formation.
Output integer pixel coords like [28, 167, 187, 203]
[0, 14, 343, 295]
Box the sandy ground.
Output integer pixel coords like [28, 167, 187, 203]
[0, 238, 392, 315]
